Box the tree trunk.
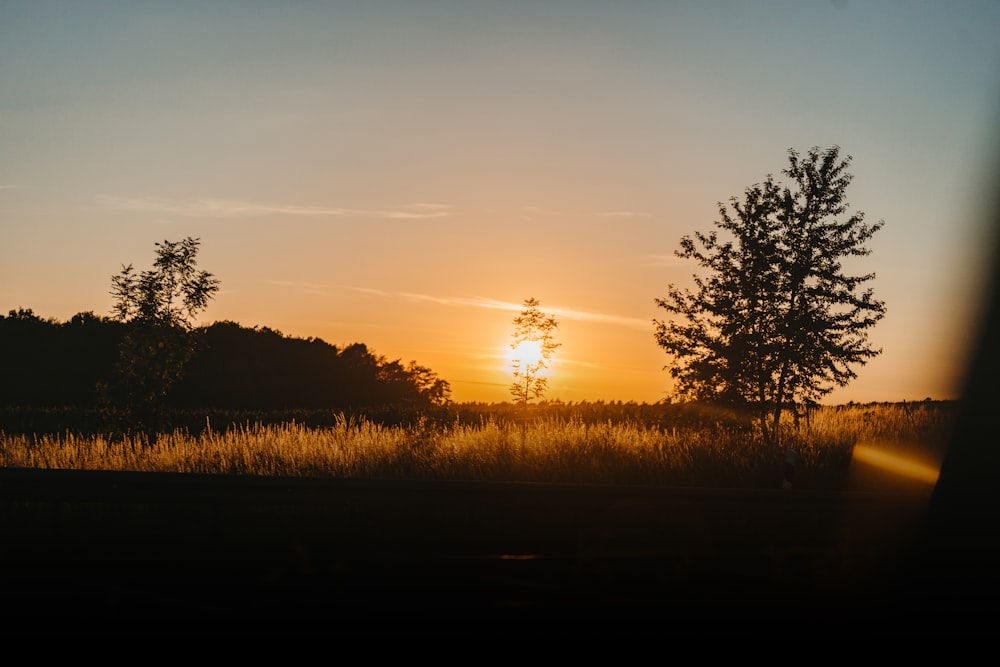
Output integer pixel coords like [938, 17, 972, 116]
[771, 359, 790, 447]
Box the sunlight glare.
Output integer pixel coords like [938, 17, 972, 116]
[852, 443, 942, 486]
[510, 339, 544, 367]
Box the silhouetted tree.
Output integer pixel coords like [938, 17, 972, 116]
[654, 145, 886, 444]
[105, 237, 220, 432]
[509, 297, 560, 411]
[404, 361, 452, 407]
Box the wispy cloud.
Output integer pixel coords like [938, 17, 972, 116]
[381, 203, 452, 219]
[545, 306, 650, 330]
[349, 287, 650, 330]
[97, 196, 451, 220]
[0, 184, 26, 190]
[448, 378, 512, 388]
[520, 205, 561, 221]
[350, 287, 515, 311]
[597, 211, 652, 218]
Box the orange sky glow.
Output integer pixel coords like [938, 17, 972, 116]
[2, 2, 999, 405]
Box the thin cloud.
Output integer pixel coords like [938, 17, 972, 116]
[521, 205, 560, 221]
[546, 306, 650, 330]
[349, 287, 514, 311]
[449, 378, 511, 388]
[97, 196, 451, 219]
[384, 203, 451, 219]
[523, 206, 559, 215]
[0, 184, 26, 190]
[598, 211, 652, 218]
[348, 287, 650, 330]
[548, 357, 606, 370]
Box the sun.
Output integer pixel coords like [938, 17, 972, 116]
[509, 339, 544, 367]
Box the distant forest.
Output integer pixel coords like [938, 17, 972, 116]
[0, 308, 452, 429]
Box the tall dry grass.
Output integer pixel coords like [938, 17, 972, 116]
[0, 402, 956, 490]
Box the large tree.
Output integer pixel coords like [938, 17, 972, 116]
[105, 237, 220, 432]
[509, 297, 560, 410]
[654, 145, 886, 443]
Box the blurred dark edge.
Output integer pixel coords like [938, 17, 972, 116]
[898, 129, 1000, 633]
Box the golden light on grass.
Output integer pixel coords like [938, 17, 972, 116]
[852, 442, 942, 486]
[0, 402, 957, 490]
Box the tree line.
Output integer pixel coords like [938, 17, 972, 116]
[0, 308, 451, 432]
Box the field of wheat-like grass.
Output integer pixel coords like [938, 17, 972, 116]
[0, 401, 955, 491]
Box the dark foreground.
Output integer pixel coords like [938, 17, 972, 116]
[2, 466, 995, 637]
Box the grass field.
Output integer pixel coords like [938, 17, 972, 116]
[0, 400, 955, 491]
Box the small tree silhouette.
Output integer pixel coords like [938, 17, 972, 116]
[103, 237, 220, 433]
[509, 297, 560, 414]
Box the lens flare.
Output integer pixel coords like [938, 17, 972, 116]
[852, 443, 941, 486]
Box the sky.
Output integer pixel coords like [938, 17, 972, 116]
[2, 1, 999, 406]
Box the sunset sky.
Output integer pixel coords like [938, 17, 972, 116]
[2, 1, 999, 405]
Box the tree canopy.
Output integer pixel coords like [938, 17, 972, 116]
[110, 237, 220, 329]
[654, 145, 886, 442]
